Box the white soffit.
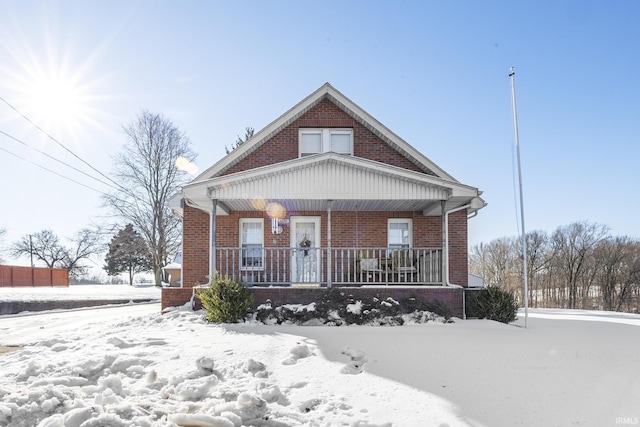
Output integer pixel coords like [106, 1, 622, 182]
[184, 154, 478, 204]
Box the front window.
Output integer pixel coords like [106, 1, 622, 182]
[299, 128, 353, 157]
[240, 219, 264, 270]
[388, 219, 412, 249]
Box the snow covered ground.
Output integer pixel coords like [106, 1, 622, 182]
[1, 284, 161, 302]
[0, 287, 639, 426]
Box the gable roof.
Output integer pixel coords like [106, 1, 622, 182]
[192, 83, 458, 183]
[171, 83, 486, 217]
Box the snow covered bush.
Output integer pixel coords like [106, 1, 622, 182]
[471, 286, 519, 324]
[196, 276, 254, 323]
[253, 289, 452, 326]
[401, 296, 453, 320]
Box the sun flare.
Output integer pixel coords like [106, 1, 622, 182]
[0, 8, 108, 143]
[26, 73, 86, 131]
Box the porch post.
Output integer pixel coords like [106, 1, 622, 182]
[441, 200, 447, 286]
[210, 199, 218, 279]
[327, 200, 333, 288]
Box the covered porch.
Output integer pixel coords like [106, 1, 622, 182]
[175, 153, 485, 289]
[214, 246, 442, 287]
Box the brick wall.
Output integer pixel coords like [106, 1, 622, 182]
[182, 205, 211, 288]
[221, 98, 435, 176]
[161, 287, 195, 311]
[181, 207, 468, 288]
[448, 209, 468, 287]
[217, 210, 444, 250]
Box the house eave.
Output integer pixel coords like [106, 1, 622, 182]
[179, 152, 482, 215]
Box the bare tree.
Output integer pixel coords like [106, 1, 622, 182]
[595, 237, 640, 312]
[470, 237, 519, 293]
[12, 230, 66, 268]
[471, 221, 640, 312]
[104, 111, 196, 286]
[595, 237, 628, 311]
[61, 229, 103, 279]
[518, 230, 550, 307]
[618, 241, 640, 312]
[549, 221, 609, 309]
[11, 229, 101, 278]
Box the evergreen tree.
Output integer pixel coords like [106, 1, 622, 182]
[104, 224, 153, 285]
[225, 126, 254, 154]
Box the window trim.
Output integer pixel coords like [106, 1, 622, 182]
[387, 218, 413, 248]
[299, 128, 353, 157]
[239, 218, 264, 271]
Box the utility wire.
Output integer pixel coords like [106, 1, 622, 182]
[0, 129, 120, 192]
[0, 94, 177, 216]
[0, 95, 130, 195]
[0, 143, 137, 207]
[0, 145, 107, 195]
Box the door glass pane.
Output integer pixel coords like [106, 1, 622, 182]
[293, 220, 318, 283]
[295, 222, 315, 247]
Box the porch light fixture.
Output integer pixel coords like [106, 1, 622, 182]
[271, 218, 283, 234]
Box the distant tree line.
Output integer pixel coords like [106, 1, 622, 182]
[469, 221, 640, 313]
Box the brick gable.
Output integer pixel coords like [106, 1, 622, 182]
[221, 98, 435, 176]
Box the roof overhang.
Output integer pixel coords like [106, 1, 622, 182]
[172, 153, 485, 216]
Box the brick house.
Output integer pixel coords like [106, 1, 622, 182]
[162, 83, 486, 316]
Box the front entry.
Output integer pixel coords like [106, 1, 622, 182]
[290, 216, 321, 284]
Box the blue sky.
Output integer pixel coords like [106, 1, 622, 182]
[1, 0, 639, 267]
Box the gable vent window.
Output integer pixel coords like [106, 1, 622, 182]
[299, 128, 353, 157]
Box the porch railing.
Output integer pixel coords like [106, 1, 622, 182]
[214, 247, 442, 286]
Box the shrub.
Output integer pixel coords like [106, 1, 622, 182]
[472, 286, 519, 324]
[196, 276, 253, 323]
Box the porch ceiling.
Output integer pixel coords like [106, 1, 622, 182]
[218, 198, 442, 213]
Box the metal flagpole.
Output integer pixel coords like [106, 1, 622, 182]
[509, 67, 529, 328]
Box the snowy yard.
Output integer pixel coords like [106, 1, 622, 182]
[0, 291, 639, 426]
[0, 284, 161, 303]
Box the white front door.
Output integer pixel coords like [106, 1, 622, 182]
[290, 216, 321, 284]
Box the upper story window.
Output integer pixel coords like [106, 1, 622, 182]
[299, 128, 353, 157]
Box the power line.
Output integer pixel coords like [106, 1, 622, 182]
[0, 94, 129, 194]
[0, 143, 137, 207]
[0, 129, 120, 192]
[0, 145, 107, 195]
[0, 94, 169, 214]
